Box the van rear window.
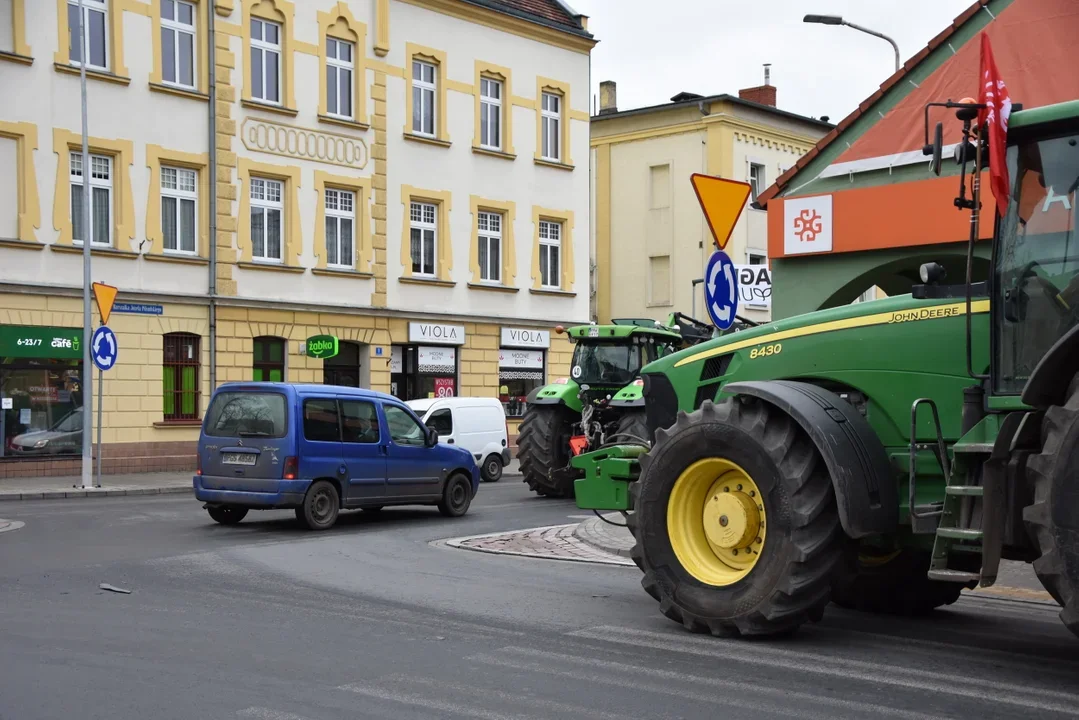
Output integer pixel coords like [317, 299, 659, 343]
[205, 392, 287, 438]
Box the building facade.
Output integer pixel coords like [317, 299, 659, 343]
[0, 0, 594, 477]
[589, 75, 833, 326]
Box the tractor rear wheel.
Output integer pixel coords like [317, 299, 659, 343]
[829, 547, 966, 615]
[628, 397, 845, 637]
[1023, 375, 1079, 640]
[517, 404, 574, 498]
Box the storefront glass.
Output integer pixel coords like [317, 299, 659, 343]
[390, 345, 458, 400]
[498, 348, 545, 417]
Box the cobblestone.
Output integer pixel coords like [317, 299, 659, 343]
[438, 524, 635, 567]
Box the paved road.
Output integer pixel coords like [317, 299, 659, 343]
[2, 480, 1078, 720]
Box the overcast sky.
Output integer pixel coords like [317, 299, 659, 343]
[569, 0, 979, 123]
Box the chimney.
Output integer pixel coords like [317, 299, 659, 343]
[599, 80, 617, 114]
[738, 63, 777, 107]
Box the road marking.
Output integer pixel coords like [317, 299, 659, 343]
[237, 708, 315, 720]
[338, 681, 541, 720]
[0, 519, 25, 533]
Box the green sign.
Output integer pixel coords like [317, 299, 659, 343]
[306, 334, 339, 359]
[0, 325, 83, 359]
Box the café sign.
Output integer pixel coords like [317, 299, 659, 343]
[0, 326, 83, 359]
[500, 328, 550, 349]
[409, 322, 465, 345]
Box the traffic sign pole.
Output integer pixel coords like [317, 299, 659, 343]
[96, 363, 102, 486]
[90, 322, 118, 488]
[78, 0, 94, 490]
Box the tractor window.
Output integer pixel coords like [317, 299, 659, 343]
[994, 131, 1079, 394]
[570, 341, 642, 387]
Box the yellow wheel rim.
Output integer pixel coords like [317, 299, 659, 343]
[667, 457, 767, 586]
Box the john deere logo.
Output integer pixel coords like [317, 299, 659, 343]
[306, 335, 339, 359]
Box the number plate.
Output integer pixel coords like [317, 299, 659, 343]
[588, 326, 599, 337]
[222, 452, 257, 466]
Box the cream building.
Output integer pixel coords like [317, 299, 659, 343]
[0, 0, 594, 477]
[589, 73, 833, 326]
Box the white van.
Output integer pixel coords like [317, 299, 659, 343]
[406, 396, 511, 482]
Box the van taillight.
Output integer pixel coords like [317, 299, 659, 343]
[196, 452, 202, 476]
[283, 456, 298, 480]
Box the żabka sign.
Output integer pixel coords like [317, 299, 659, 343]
[409, 322, 465, 345]
[306, 335, 339, 359]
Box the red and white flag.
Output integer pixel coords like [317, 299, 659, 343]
[976, 32, 1012, 217]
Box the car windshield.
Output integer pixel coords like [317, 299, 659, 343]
[204, 391, 288, 438]
[570, 340, 642, 387]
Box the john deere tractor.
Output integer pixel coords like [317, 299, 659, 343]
[517, 313, 720, 498]
[573, 97, 1079, 639]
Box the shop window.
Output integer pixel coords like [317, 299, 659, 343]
[390, 344, 457, 401]
[538, 219, 561, 288]
[163, 332, 200, 420]
[540, 91, 561, 162]
[324, 187, 354, 268]
[498, 348, 545, 417]
[340, 399, 379, 443]
[425, 408, 452, 435]
[409, 200, 437, 276]
[250, 176, 283, 262]
[326, 37, 353, 119]
[302, 398, 339, 442]
[411, 59, 437, 137]
[70, 151, 112, 247]
[479, 77, 502, 151]
[1, 336, 85, 458]
[161, 165, 197, 254]
[253, 336, 285, 381]
[161, 0, 196, 89]
[68, 0, 108, 71]
[477, 210, 502, 283]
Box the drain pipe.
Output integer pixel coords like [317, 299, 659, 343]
[207, 0, 218, 392]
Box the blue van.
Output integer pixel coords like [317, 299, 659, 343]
[193, 382, 480, 530]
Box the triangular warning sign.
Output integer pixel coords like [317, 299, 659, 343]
[690, 173, 752, 251]
[92, 282, 118, 326]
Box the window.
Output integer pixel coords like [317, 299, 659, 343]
[204, 391, 287, 438]
[325, 37, 353, 119]
[163, 332, 200, 421]
[477, 210, 502, 283]
[303, 398, 340, 442]
[749, 162, 765, 201]
[409, 201, 436, 276]
[253, 336, 285, 381]
[68, 0, 108, 70]
[384, 404, 427, 447]
[161, 0, 196, 89]
[323, 188, 354, 268]
[540, 92, 561, 161]
[411, 59, 436, 137]
[538, 219, 561, 288]
[749, 252, 767, 265]
[0, 0, 13, 54]
[70, 151, 112, 247]
[425, 408, 452, 436]
[250, 17, 281, 104]
[250, 177, 283, 262]
[341, 400, 380, 444]
[479, 77, 502, 150]
[161, 166, 197, 254]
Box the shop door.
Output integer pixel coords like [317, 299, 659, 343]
[323, 341, 361, 387]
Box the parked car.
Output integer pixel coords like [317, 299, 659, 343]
[193, 382, 479, 530]
[406, 396, 511, 482]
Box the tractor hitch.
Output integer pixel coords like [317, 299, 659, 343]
[571, 444, 648, 511]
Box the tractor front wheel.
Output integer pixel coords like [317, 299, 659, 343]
[829, 547, 967, 615]
[517, 404, 574, 498]
[611, 410, 650, 446]
[628, 397, 845, 637]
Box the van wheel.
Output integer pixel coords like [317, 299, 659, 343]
[439, 473, 473, 517]
[481, 454, 503, 482]
[207, 506, 248, 525]
[295, 480, 340, 530]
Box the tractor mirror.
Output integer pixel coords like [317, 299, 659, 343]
[929, 122, 943, 176]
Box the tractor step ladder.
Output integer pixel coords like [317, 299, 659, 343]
[908, 398, 984, 584]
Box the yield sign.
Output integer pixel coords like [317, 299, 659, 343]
[690, 173, 752, 251]
[92, 282, 118, 326]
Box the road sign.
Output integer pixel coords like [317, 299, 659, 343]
[690, 173, 752, 251]
[92, 282, 118, 326]
[704, 250, 739, 330]
[91, 325, 118, 371]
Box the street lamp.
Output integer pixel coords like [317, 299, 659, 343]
[803, 14, 901, 72]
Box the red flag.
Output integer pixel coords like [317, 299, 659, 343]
[976, 32, 1013, 217]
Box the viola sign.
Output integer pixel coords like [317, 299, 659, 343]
[500, 328, 550, 349]
[409, 322, 465, 345]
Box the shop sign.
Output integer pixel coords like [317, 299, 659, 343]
[783, 195, 833, 256]
[735, 264, 772, 309]
[498, 349, 544, 370]
[500, 328, 550, 349]
[0, 326, 83, 359]
[306, 334, 340, 359]
[390, 346, 403, 373]
[434, 378, 455, 398]
[418, 346, 456, 371]
[409, 322, 465, 345]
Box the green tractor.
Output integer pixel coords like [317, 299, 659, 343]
[573, 97, 1079, 639]
[516, 313, 722, 498]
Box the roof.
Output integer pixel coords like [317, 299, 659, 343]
[464, 0, 593, 38]
[590, 91, 835, 130]
[215, 381, 398, 402]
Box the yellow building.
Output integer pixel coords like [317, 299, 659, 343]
[0, 0, 595, 477]
[589, 73, 833, 326]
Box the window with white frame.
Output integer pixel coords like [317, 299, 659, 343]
[161, 166, 197, 254]
[325, 37, 353, 118]
[540, 92, 561, 162]
[250, 177, 283, 262]
[749, 162, 765, 201]
[324, 188, 354, 268]
[409, 201, 436, 276]
[411, 60, 436, 137]
[70, 151, 112, 246]
[68, 0, 108, 70]
[479, 77, 502, 150]
[748, 252, 767, 265]
[250, 17, 281, 104]
[161, 0, 196, 89]
[477, 211, 502, 283]
[538, 219, 561, 288]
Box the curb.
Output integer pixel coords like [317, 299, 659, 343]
[0, 519, 26, 533]
[573, 513, 634, 558]
[0, 486, 193, 502]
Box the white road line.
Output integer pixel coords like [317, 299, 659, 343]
[337, 682, 538, 720]
[236, 708, 315, 720]
[0, 519, 25, 533]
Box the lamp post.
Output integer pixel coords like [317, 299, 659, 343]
[803, 14, 901, 72]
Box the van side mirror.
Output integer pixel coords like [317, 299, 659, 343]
[425, 427, 438, 447]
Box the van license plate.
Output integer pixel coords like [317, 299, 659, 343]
[222, 452, 256, 466]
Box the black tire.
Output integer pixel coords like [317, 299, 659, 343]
[481, 454, 504, 482]
[628, 397, 846, 638]
[295, 480, 340, 531]
[207, 506, 248, 525]
[1023, 375, 1079, 639]
[611, 410, 651, 446]
[517, 405, 574, 498]
[829, 548, 966, 615]
[438, 473, 473, 517]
